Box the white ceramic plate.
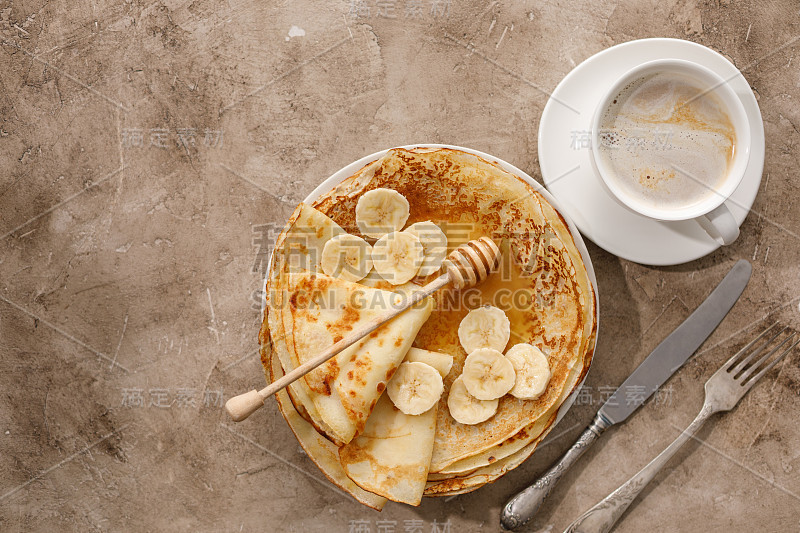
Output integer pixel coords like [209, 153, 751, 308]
[300, 144, 599, 432]
[539, 38, 765, 266]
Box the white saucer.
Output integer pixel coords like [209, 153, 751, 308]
[538, 38, 765, 266]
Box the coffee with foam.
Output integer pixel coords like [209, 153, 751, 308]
[596, 72, 736, 211]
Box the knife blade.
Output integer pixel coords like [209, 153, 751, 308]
[500, 259, 752, 531]
[599, 259, 752, 424]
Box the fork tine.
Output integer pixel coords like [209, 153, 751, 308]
[738, 332, 798, 386]
[726, 322, 781, 373]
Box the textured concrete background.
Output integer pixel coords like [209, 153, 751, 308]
[1, 0, 799, 531]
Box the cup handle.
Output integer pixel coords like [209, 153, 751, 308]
[696, 203, 739, 245]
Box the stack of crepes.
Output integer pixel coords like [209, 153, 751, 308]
[260, 147, 597, 510]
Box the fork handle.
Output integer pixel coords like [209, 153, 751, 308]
[564, 403, 716, 533]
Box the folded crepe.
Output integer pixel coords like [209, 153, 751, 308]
[266, 344, 387, 510]
[280, 270, 433, 444]
[338, 348, 453, 506]
[265, 203, 434, 445]
[265, 203, 345, 440]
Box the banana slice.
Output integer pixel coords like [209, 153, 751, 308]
[386, 361, 444, 416]
[355, 188, 410, 239]
[404, 347, 454, 379]
[461, 348, 516, 400]
[506, 343, 551, 400]
[404, 221, 448, 277]
[372, 231, 424, 285]
[458, 305, 511, 354]
[447, 375, 498, 425]
[320, 234, 373, 282]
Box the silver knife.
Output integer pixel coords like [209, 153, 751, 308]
[500, 259, 752, 530]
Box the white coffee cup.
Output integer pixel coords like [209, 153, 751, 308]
[590, 59, 751, 245]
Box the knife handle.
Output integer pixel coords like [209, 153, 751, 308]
[500, 412, 613, 530]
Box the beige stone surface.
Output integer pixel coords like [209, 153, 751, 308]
[1, 0, 799, 531]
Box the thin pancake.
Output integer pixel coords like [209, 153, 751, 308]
[281, 271, 434, 444]
[264, 203, 435, 445]
[433, 284, 597, 476]
[423, 426, 549, 497]
[338, 348, 451, 505]
[432, 333, 589, 476]
[338, 395, 436, 506]
[267, 345, 387, 510]
[435, 387, 566, 476]
[260, 148, 598, 505]
[312, 147, 596, 472]
[265, 203, 346, 441]
[424, 327, 597, 493]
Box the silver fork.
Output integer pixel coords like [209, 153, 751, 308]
[565, 323, 800, 533]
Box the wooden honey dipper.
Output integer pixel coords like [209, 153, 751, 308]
[225, 237, 501, 422]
